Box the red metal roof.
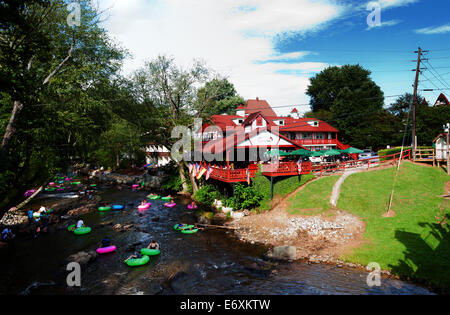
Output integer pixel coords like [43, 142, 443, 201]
[435, 93, 449, 106]
[203, 127, 303, 154]
[279, 118, 338, 133]
[290, 108, 298, 113]
[242, 98, 277, 116]
[242, 112, 277, 127]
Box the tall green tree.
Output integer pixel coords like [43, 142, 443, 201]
[132, 55, 223, 193]
[197, 78, 245, 117]
[306, 65, 387, 149]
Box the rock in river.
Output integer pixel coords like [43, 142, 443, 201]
[266, 246, 297, 261]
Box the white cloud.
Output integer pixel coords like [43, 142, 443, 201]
[415, 24, 450, 34]
[98, 0, 344, 115]
[366, 0, 419, 9]
[366, 19, 402, 30]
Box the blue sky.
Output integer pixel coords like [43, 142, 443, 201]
[100, 0, 450, 115]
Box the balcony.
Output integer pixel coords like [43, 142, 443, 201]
[289, 139, 338, 146]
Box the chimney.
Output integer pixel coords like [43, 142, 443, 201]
[256, 97, 259, 101]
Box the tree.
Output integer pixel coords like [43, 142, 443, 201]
[306, 65, 386, 149]
[0, 0, 127, 213]
[197, 78, 245, 117]
[132, 55, 222, 193]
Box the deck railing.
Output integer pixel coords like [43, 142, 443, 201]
[203, 149, 412, 182]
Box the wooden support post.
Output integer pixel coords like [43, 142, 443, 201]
[233, 182, 236, 210]
[271, 176, 274, 201]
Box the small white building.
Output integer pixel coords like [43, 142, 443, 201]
[433, 133, 449, 160]
[145, 143, 171, 167]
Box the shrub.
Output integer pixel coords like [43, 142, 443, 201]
[193, 184, 223, 205]
[233, 183, 264, 210]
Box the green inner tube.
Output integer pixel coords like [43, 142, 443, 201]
[181, 228, 199, 234]
[125, 255, 150, 267]
[98, 206, 111, 212]
[73, 227, 91, 235]
[71, 182, 81, 185]
[140, 248, 161, 256]
[147, 194, 161, 200]
[90, 184, 97, 187]
[45, 188, 57, 192]
[161, 197, 171, 201]
[67, 224, 75, 232]
[173, 224, 195, 231]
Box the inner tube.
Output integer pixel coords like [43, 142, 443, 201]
[90, 184, 97, 187]
[161, 197, 171, 201]
[96, 245, 117, 254]
[138, 203, 151, 210]
[164, 203, 176, 208]
[173, 224, 194, 231]
[187, 204, 198, 210]
[98, 206, 111, 212]
[125, 255, 150, 267]
[71, 182, 81, 185]
[140, 248, 161, 256]
[45, 188, 57, 192]
[112, 205, 124, 210]
[132, 184, 139, 189]
[67, 224, 76, 232]
[147, 194, 161, 200]
[181, 228, 199, 234]
[33, 212, 40, 218]
[73, 227, 91, 235]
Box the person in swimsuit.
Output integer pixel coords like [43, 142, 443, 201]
[100, 236, 111, 248]
[147, 240, 160, 250]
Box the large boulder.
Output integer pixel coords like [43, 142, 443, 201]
[266, 246, 297, 261]
[65, 251, 97, 266]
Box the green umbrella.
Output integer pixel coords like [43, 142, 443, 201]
[310, 151, 325, 157]
[289, 149, 312, 157]
[323, 149, 341, 156]
[266, 149, 290, 157]
[342, 147, 364, 154]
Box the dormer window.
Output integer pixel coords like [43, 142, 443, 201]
[313, 121, 319, 127]
[238, 120, 243, 124]
[256, 117, 263, 126]
[279, 120, 284, 125]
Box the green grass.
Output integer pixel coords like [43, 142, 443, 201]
[254, 171, 315, 211]
[338, 162, 450, 292]
[287, 175, 340, 216]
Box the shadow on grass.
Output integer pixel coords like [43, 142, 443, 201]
[389, 214, 450, 294]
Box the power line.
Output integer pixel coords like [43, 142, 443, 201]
[424, 60, 450, 89]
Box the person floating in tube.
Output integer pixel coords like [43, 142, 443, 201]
[147, 240, 160, 250]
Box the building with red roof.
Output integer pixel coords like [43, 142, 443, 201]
[434, 93, 450, 107]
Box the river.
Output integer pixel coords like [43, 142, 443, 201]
[0, 186, 434, 295]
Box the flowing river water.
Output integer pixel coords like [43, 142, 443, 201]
[0, 186, 434, 295]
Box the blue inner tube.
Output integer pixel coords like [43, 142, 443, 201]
[112, 205, 124, 210]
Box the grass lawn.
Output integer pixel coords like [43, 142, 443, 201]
[338, 162, 450, 292]
[254, 172, 315, 211]
[286, 175, 340, 216]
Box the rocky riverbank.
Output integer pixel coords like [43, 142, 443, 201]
[225, 206, 393, 274]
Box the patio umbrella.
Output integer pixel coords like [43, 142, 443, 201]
[342, 147, 364, 154]
[323, 149, 341, 156]
[310, 151, 325, 157]
[266, 149, 290, 157]
[289, 149, 312, 157]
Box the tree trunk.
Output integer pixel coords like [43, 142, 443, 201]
[178, 161, 189, 193]
[188, 169, 199, 194]
[1, 100, 23, 168]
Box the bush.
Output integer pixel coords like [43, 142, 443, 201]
[233, 183, 264, 210]
[193, 184, 223, 205]
[160, 161, 192, 193]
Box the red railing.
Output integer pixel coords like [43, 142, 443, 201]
[261, 161, 312, 176]
[290, 139, 338, 146]
[203, 149, 411, 182]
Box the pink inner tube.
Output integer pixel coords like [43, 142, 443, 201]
[187, 205, 198, 210]
[132, 184, 139, 188]
[65, 177, 72, 181]
[49, 182, 55, 186]
[96, 245, 117, 254]
[165, 203, 176, 208]
[138, 203, 151, 210]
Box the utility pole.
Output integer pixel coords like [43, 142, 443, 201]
[411, 47, 429, 152]
[412, 48, 422, 152]
[445, 123, 450, 175]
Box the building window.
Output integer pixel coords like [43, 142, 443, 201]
[238, 120, 243, 124]
[313, 121, 319, 127]
[302, 133, 312, 140]
[315, 133, 324, 140]
[279, 120, 284, 125]
[256, 117, 263, 126]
